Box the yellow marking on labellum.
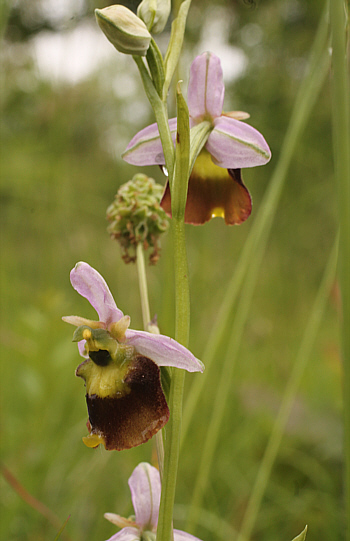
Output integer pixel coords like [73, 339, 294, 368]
[82, 433, 105, 448]
[76, 356, 132, 398]
[211, 207, 225, 218]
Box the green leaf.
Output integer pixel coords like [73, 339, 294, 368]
[171, 83, 190, 219]
[146, 39, 165, 97]
[291, 525, 308, 541]
[163, 0, 192, 100]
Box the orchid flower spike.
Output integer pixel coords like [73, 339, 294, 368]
[123, 51, 271, 225]
[63, 262, 203, 451]
[104, 462, 203, 541]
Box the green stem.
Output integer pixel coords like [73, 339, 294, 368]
[136, 242, 165, 478]
[136, 243, 151, 330]
[156, 220, 189, 541]
[330, 2, 350, 538]
[156, 86, 191, 541]
[237, 238, 338, 541]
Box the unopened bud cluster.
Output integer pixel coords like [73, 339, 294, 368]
[107, 174, 169, 264]
[95, 0, 171, 56]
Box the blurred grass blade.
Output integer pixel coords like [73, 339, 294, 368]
[185, 1, 331, 532]
[329, 1, 350, 538]
[2, 464, 72, 541]
[182, 0, 330, 446]
[237, 238, 338, 541]
[53, 516, 71, 541]
[174, 504, 238, 539]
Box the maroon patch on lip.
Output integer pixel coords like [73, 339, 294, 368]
[161, 168, 251, 225]
[85, 355, 169, 451]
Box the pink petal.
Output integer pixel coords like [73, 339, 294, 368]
[70, 262, 123, 326]
[174, 530, 204, 541]
[122, 118, 177, 166]
[125, 330, 204, 372]
[105, 526, 141, 541]
[128, 463, 161, 530]
[187, 52, 225, 122]
[206, 116, 271, 168]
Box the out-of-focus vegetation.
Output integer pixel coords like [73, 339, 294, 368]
[0, 1, 343, 540]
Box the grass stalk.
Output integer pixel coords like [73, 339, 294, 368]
[185, 3, 330, 531]
[182, 1, 330, 446]
[237, 238, 338, 541]
[329, 1, 350, 537]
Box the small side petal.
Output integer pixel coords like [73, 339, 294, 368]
[129, 463, 161, 529]
[188, 52, 224, 121]
[62, 315, 104, 329]
[125, 330, 204, 372]
[206, 116, 271, 168]
[174, 530, 204, 541]
[70, 262, 123, 326]
[122, 119, 177, 166]
[105, 526, 141, 541]
[104, 513, 136, 528]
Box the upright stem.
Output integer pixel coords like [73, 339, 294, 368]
[330, 1, 350, 537]
[157, 83, 191, 541]
[136, 242, 165, 477]
[156, 219, 189, 541]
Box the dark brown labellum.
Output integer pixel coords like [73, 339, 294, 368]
[85, 354, 169, 450]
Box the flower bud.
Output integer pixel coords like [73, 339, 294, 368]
[137, 0, 171, 34]
[95, 5, 151, 56]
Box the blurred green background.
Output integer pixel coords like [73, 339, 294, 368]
[0, 0, 343, 540]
